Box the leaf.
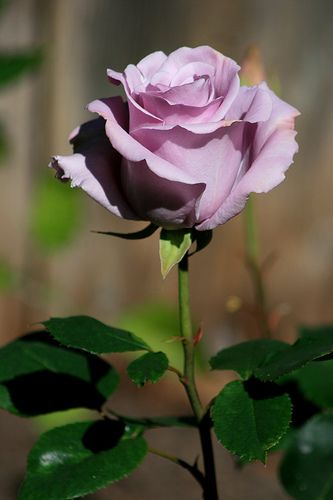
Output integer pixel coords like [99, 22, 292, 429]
[0, 50, 42, 89]
[93, 223, 158, 239]
[19, 420, 148, 500]
[159, 229, 192, 278]
[30, 175, 82, 252]
[212, 380, 291, 463]
[294, 360, 333, 409]
[279, 414, 333, 500]
[210, 339, 287, 379]
[43, 315, 150, 354]
[256, 326, 333, 381]
[0, 332, 119, 416]
[127, 351, 169, 387]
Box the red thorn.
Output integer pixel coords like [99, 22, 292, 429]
[193, 324, 204, 346]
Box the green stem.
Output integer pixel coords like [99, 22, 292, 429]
[245, 196, 271, 338]
[178, 254, 219, 500]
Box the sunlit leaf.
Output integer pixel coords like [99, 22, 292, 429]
[19, 420, 148, 499]
[43, 315, 150, 354]
[212, 380, 291, 463]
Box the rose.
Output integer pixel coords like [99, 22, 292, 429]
[51, 46, 299, 230]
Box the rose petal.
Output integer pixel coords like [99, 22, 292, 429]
[121, 159, 205, 229]
[132, 122, 247, 222]
[87, 98, 207, 186]
[49, 117, 138, 219]
[197, 90, 300, 230]
[137, 51, 167, 81]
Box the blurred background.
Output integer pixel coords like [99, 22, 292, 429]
[0, 0, 332, 498]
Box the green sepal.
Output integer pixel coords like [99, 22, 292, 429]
[189, 229, 213, 255]
[93, 223, 158, 240]
[159, 229, 192, 278]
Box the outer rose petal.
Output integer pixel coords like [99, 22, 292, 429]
[49, 117, 138, 219]
[197, 90, 300, 230]
[121, 159, 205, 229]
[131, 123, 247, 222]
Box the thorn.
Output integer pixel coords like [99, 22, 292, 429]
[165, 336, 187, 344]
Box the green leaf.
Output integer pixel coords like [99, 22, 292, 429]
[212, 380, 291, 463]
[294, 360, 333, 409]
[93, 223, 158, 239]
[210, 339, 287, 380]
[127, 351, 169, 387]
[19, 420, 148, 500]
[43, 315, 150, 354]
[280, 414, 333, 500]
[0, 50, 42, 89]
[30, 175, 82, 252]
[0, 332, 119, 416]
[256, 326, 333, 381]
[159, 229, 192, 278]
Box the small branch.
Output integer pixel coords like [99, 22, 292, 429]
[149, 447, 206, 489]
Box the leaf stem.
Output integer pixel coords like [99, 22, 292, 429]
[149, 447, 206, 488]
[178, 254, 219, 500]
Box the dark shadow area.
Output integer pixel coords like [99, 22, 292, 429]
[82, 419, 126, 453]
[3, 370, 104, 415]
[1, 330, 116, 416]
[244, 377, 284, 400]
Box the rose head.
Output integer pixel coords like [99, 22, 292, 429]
[51, 46, 299, 230]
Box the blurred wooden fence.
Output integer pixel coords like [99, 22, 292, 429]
[0, 0, 333, 347]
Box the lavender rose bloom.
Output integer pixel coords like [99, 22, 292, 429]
[51, 46, 299, 230]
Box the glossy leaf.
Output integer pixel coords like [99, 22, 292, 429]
[19, 420, 148, 500]
[43, 315, 150, 354]
[0, 332, 119, 416]
[210, 339, 287, 379]
[127, 351, 169, 387]
[30, 176, 82, 252]
[212, 380, 291, 462]
[280, 414, 333, 500]
[159, 229, 192, 278]
[0, 50, 42, 89]
[256, 326, 333, 381]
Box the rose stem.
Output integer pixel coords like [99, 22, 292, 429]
[178, 254, 219, 500]
[245, 195, 271, 338]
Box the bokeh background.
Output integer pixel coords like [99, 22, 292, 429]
[0, 0, 332, 498]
